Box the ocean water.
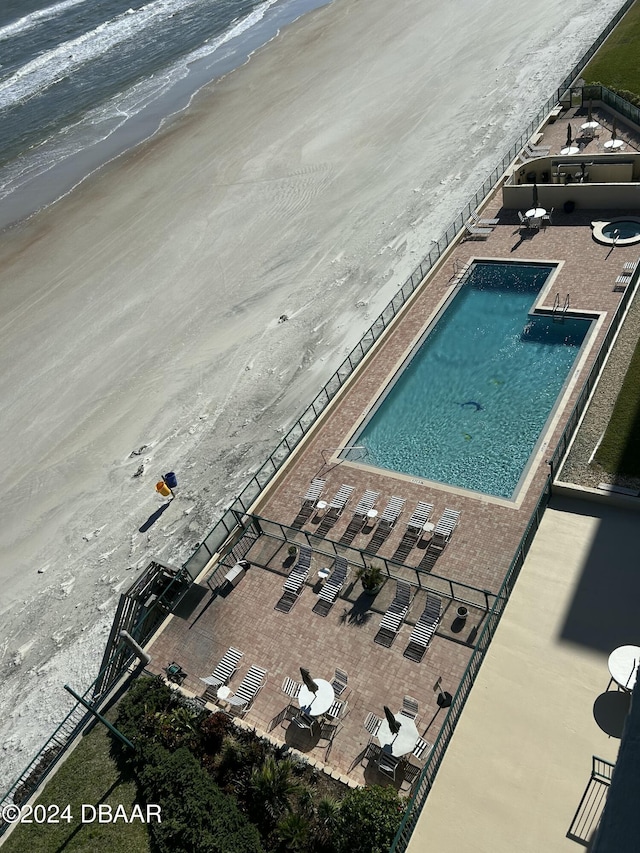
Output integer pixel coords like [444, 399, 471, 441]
[0, 0, 328, 230]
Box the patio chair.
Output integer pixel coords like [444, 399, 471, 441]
[378, 496, 406, 530]
[302, 478, 325, 508]
[317, 719, 341, 751]
[614, 273, 632, 292]
[313, 556, 348, 616]
[293, 710, 316, 731]
[623, 259, 639, 274]
[412, 737, 433, 761]
[470, 210, 499, 227]
[331, 668, 348, 697]
[374, 580, 413, 646]
[401, 696, 419, 721]
[377, 752, 402, 779]
[364, 712, 383, 739]
[432, 508, 461, 548]
[400, 761, 422, 793]
[200, 647, 244, 689]
[326, 484, 355, 519]
[325, 698, 348, 721]
[281, 677, 302, 699]
[404, 593, 442, 661]
[464, 222, 492, 239]
[518, 210, 531, 230]
[541, 206, 554, 227]
[226, 665, 268, 714]
[406, 501, 434, 537]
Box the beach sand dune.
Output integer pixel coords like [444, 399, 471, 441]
[0, 0, 626, 787]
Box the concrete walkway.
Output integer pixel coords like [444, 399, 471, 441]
[407, 494, 640, 853]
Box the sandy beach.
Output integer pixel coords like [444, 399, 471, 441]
[0, 0, 627, 787]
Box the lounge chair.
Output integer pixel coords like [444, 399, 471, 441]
[470, 211, 499, 227]
[226, 665, 268, 714]
[200, 647, 243, 690]
[302, 478, 326, 507]
[374, 580, 413, 646]
[623, 259, 639, 273]
[404, 593, 442, 661]
[313, 556, 348, 616]
[326, 484, 355, 518]
[614, 273, 632, 291]
[406, 501, 434, 537]
[432, 509, 461, 547]
[464, 222, 492, 239]
[276, 545, 312, 611]
[378, 496, 406, 530]
[352, 489, 380, 520]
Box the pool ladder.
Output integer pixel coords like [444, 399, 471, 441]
[552, 292, 570, 322]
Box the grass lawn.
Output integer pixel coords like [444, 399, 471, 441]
[583, 1, 640, 96]
[594, 333, 640, 477]
[1, 720, 150, 853]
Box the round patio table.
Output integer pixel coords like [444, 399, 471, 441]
[560, 146, 579, 155]
[608, 645, 640, 691]
[604, 139, 624, 150]
[525, 208, 546, 219]
[377, 713, 419, 757]
[297, 678, 335, 716]
[581, 121, 599, 130]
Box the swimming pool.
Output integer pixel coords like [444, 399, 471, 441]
[344, 261, 592, 498]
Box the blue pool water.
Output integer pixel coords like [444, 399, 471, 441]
[345, 261, 592, 498]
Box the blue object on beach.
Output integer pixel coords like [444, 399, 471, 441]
[164, 472, 177, 489]
[460, 401, 483, 412]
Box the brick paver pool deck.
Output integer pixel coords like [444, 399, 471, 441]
[145, 103, 640, 789]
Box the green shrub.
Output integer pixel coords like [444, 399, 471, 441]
[137, 744, 264, 853]
[335, 785, 405, 853]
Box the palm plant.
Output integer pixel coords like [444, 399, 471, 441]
[248, 756, 305, 824]
[356, 563, 385, 592]
[276, 812, 311, 852]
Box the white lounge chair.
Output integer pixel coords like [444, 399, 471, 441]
[302, 478, 326, 507]
[313, 556, 348, 616]
[352, 489, 379, 519]
[406, 501, 434, 536]
[404, 593, 442, 661]
[378, 496, 406, 530]
[375, 580, 413, 646]
[226, 665, 268, 714]
[326, 484, 355, 518]
[470, 211, 499, 227]
[432, 508, 461, 547]
[464, 222, 492, 239]
[200, 647, 243, 689]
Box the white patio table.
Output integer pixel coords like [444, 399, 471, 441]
[608, 645, 640, 691]
[297, 678, 335, 716]
[377, 713, 419, 757]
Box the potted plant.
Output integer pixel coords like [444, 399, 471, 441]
[356, 564, 385, 595]
[284, 543, 298, 568]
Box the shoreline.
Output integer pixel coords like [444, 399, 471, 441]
[0, 0, 332, 234]
[0, 0, 629, 789]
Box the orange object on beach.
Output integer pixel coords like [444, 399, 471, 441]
[156, 480, 171, 497]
